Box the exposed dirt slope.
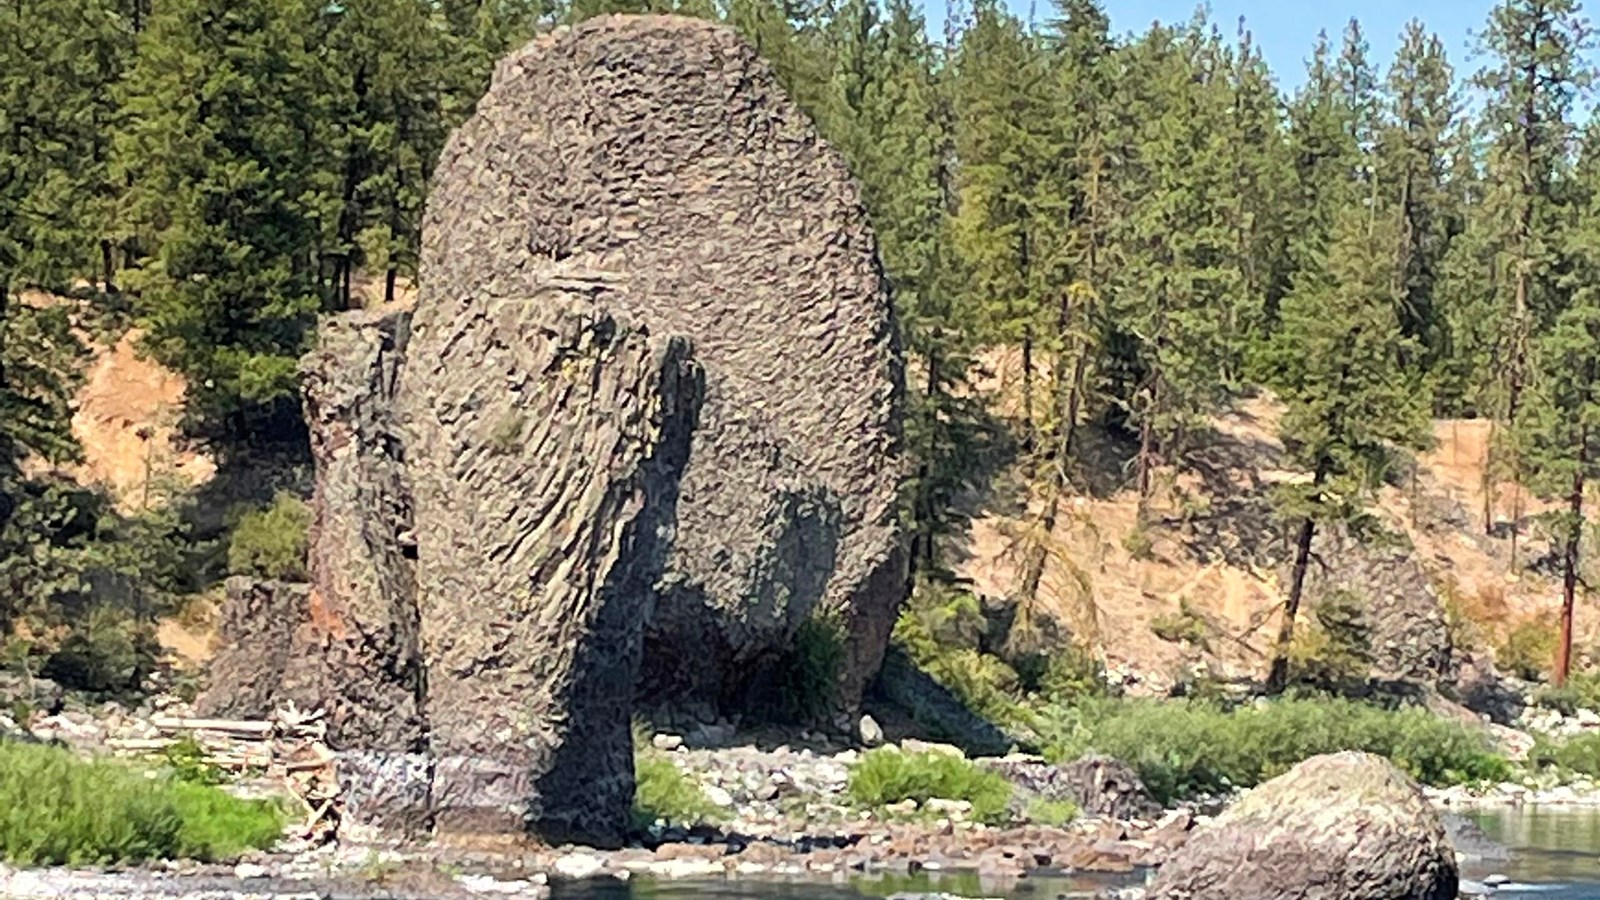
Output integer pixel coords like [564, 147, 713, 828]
[952, 376, 1590, 692]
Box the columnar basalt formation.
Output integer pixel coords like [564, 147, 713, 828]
[430, 15, 907, 713]
[199, 309, 423, 754]
[401, 298, 700, 841]
[202, 13, 905, 847]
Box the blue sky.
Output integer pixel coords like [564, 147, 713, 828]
[929, 0, 1501, 91]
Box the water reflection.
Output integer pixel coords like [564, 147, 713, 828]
[549, 810, 1600, 900]
[1470, 806, 1600, 886]
[549, 870, 1144, 899]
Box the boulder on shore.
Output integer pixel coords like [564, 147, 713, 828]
[1147, 751, 1458, 900]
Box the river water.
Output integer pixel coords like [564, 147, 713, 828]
[548, 808, 1600, 899]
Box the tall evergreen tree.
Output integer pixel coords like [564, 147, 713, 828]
[0, 0, 132, 298]
[1377, 20, 1459, 374]
[1108, 19, 1241, 512]
[1264, 204, 1430, 693]
[1472, 0, 1594, 550]
[949, 0, 1057, 447]
[1527, 124, 1600, 686]
[114, 0, 329, 439]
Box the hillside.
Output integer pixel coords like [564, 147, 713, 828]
[951, 380, 1584, 695]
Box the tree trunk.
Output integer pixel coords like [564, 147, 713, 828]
[1021, 326, 1035, 455]
[100, 239, 117, 294]
[1556, 430, 1587, 688]
[385, 267, 397, 305]
[1267, 514, 1317, 694]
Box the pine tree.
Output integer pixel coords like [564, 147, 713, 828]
[1264, 204, 1431, 693]
[1527, 124, 1600, 686]
[1377, 20, 1459, 374]
[322, 0, 460, 308]
[1280, 30, 1364, 309]
[948, 0, 1056, 448]
[0, 0, 132, 297]
[1472, 0, 1594, 552]
[114, 0, 329, 440]
[1108, 19, 1242, 513]
[1225, 20, 1294, 350]
[850, 0, 969, 574]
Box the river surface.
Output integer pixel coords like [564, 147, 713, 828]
[547, 808, 1600, 899]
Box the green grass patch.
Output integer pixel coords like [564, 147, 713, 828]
[0, 741, 282, 866]
[633, 754, 724, 830]
[847, 747, 1012, 825]
[1024, 797, 1079, 826]
[1041, 697, 1510, 805]
[1531, 732, 1600, 777]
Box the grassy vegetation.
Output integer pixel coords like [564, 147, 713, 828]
[1024, 797, 1080, 826]
[1530, 733, 1600, 777]
[1534, 671, 1600, 716]
[1498, 619, 1557, 682]
[1040, 696, 1511, 805]
[0, 741, 282, 866]
[629, 723, 724, 830]
[226, 491, 311, 582]
[847, 747, 1012, 825]
[632, 754, 724, 830]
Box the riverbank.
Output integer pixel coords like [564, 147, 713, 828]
[13, 690, 1600, 899]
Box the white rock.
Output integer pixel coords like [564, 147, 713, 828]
[649, 859, 725, 879]
[234, 862, 269, 880]
[859, 715, 884, 746]
[926, 798, 972, 816]
[705, 785, 735, 807]
[458, 874, 543, 894]
[551, 853, 607, 880]
[652, 733, 684, 751]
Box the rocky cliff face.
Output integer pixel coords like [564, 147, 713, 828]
[200, 309, 423, 753]
[428, 15, 907, 712]
[202, 14, 906, 846]
[402, 298, 700, 842]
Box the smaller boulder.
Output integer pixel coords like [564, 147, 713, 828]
[982, 753, 1160, 821]
[1148, 751, 1458, 900]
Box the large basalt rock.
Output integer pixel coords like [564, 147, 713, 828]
[1301, 529, 1455, 685]
[199, 309, 424, 753]
[425, 14, 907, 711]
[1148, 751, 1458, 900]
[401, 297, 701, 842]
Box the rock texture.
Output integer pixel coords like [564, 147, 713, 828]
[402, 296, 701, 842]
[203, 13, 906, 846]
[1148, 751, 1458, 900]
[199, 310, 424, 753]
[1302, 529, 1454, 685]
[424, 14, 906, 711]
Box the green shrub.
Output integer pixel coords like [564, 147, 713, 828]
[1150, 601, 1211, 650]
[1287, 592, 1374, 689]
[40, 604, 159, 695]
[1039, 644, 1107, 704]
[633, 754, 724, 830]
[847, 748, 1012, 825]
[756, 610, 847, 723]
[1534, 671, 1600, 716]
[1499, 620, 1557, 682]
[162, 736, 225, 786]
[1040, 697, 1509, 805]
[1121, 526, 1155, 561]
[1024, 797, 1079, 826]
[226, 492, 310, 582]
[0, 741, 282, 865]
[1531, 732, 1600, 776]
